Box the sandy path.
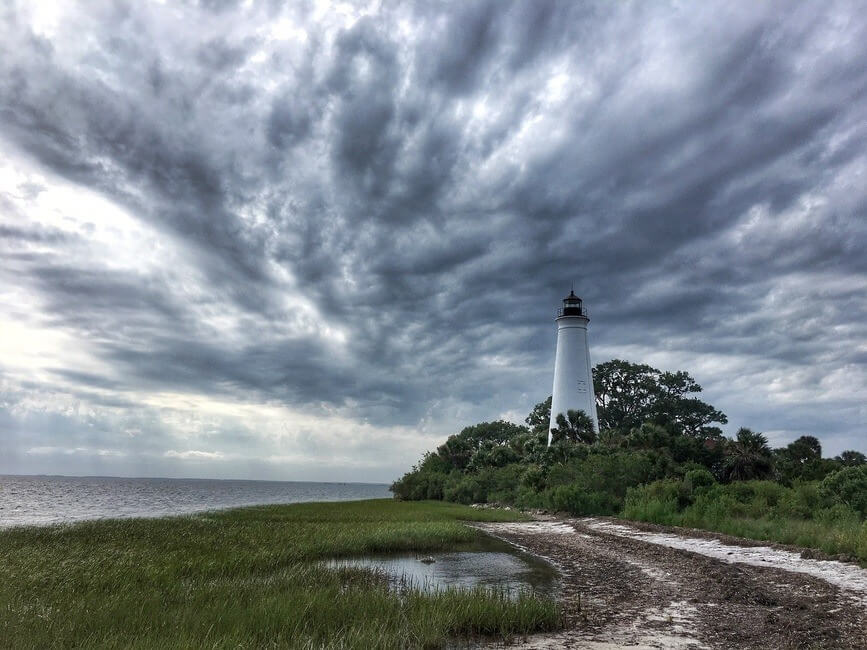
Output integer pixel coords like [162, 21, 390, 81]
[473, 516, 867, 649]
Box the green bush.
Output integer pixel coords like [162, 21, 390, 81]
[746, 480, 788, 507]
[684, 468, 715, 492]
[685, 481, 790, 519]
[777, 481, 824, 519]
[514, 486, 546, 510]
[520, 464, 547, 492]
[546, 460, 581, 488]
[482, 465, 524, 504]
[819, 466, 867, 517]
[544, 449, 670, 501]
[443, 476, 483, 504]
[546, 485, 620, 516]
[623, 481, 682, 524]
[816, 503, 862, 526]
[686, 491, 735, 525]
[391, 469, 450, 501]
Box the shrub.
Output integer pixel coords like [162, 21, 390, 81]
[546, 460, 582, 488]
[776, 481, 824, 519]
[520, 464, 547, 492]
[623, 480, 682, 524]
[687, 490, 739, 524]
[684, 468, 716, 492]
[816, 503, 862, 526]
[444, 476, 484, 504]
[514, 486, 547, 510]
[819, 466, 867, 518]
[546, 485, 620, 516]
[482, 465, 524, 504]
[391, 468, 449, 501]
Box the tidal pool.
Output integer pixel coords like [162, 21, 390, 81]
[326, 537, 558, 596]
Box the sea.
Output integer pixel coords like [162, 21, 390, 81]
[0, 475, 392, 528]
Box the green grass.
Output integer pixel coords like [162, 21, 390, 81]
[622, 485, 867, 565]
[671, 514, 867, 564]
[0, 499, 560, 649]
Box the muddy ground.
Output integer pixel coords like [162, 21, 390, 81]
[473, 516, 867, 650]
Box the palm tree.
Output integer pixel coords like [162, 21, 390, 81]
[722, 428, 773, 482]
[550, 409, 597, 445]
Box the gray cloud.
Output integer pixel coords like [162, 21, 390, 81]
[0, 0, 865, 480]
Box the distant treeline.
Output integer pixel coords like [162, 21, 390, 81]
[392, 359, 867, 562]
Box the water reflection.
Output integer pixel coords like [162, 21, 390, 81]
[326, 542, 558, 597]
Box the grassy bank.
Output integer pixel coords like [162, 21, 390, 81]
[623, 479, 867, 564]
[0, 499, 559, 649]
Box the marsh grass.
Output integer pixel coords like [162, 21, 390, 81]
[672, 514, 867, 564]
[0, 499, 559, 649]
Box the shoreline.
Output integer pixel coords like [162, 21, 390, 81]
[476, 514, 867, 649]
[0, 496, 388, 530]
[0, 472, 390, 485]
[0, 474, 392, 529]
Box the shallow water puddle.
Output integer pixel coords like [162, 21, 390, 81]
[326, 544, 558, 596]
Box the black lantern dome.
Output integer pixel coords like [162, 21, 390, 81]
[558, 290, 587, 317]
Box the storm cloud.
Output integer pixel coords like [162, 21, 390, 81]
[1, 0, 865, 481]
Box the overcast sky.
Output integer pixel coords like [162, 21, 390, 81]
[1, 1, 865, 483]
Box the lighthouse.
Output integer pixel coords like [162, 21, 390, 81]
[548, 290, 599, 445]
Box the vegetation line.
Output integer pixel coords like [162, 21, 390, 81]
[392, 359, 867, 564]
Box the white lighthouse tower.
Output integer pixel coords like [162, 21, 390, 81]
[548, 290, 599, 445]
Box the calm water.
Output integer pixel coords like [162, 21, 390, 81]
[326, 544, 558, 597]
[0, 475, 391, 528]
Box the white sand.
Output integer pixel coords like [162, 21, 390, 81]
[489, 521, 578, 535]
[583, 519, 867, 599]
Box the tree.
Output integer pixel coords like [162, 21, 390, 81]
[835, 450, 867, 467]
[784, 435, 822, 462]
[525, 396, 552, 436]
[593, 360, 660, 431]
[625, 422, 672, 450]
[390, 452, 449, 500]
[819, 465, 867, 517]
[507, 428, 547, 461]
[592, 359, 727, 436]
[550, 409, 597, 445]
[597, 427, 626, 447]
[436, 421, 528, 470]
[543, 438, 589, 465]
[774, 435, 836, 484]
[722, 428, 773, 482]
[436, 434, 475, 471]
[467, 440, 520, 471]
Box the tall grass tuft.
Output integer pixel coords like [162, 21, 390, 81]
[623, 480, 867, 564]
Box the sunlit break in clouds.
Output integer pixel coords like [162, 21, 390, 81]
[1, 0, 866, 481]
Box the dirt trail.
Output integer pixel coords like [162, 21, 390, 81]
[474, 516, 867, 650]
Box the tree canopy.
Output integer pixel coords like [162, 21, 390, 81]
[773, 435, 836, 484]
[436, 420, 528, 470]
[525, 396, 552, 435]
[550, 409, 596, 445]
[721, 428, 773, 482]
[593, 359, 727, 437]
